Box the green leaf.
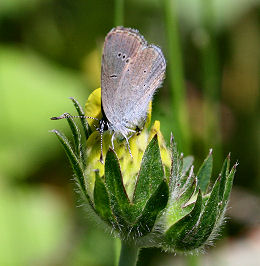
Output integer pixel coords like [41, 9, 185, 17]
[133, 135, 164, 211]
[169, 133, 180, 192]
[178, 173, 197, 206]
[219, 164, 236, 213]
[105, 149, 132, 227]
[94, 173, 114, 224]
[219, 153, 230, 200]
[132, 181, 169, 237]
[163, 140, 194, 228]
[177, 177, 221, 250]
[70, 97, 91, 140]
[164, 165, 171, 182]
[164, 191, 202, 247]
[197, 149, 213, 193]
[182, 156, 194, 176]
[51, 129, 92, 207]
[64, 114, 83, 163]
[177, 154, 188, 189]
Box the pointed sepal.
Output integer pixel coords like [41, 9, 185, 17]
[133, 180, 169, 238]
[69, 97, 91, 140]
[105, 149, 132, 230]
[94, 172, 115, 224]
[133, 135, 164, 213]
[51, 129, 92, 206]
[163, 190, 203, 250]
[197, 149, 213, 193]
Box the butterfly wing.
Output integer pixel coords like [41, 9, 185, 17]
[101, 27, 166, 134]
[115, 44, 166, 129]
[101, 27, 146, 119]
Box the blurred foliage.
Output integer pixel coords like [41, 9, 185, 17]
[0, 46, 87, 179]
[0, 0, 259, 265]
[0, 185, 70, 265]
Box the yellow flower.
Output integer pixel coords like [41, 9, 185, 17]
[84, 88, 171, 200]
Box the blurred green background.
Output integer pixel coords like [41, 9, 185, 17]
[0, 0, 259, 265]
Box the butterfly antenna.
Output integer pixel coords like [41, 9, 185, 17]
[99, 129, 104, 164]
[50, 113, 99, 121]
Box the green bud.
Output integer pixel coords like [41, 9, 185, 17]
[51, 91, 236, 254]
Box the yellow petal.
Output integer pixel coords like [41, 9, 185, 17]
[85, 88, 102, 130]
[149, 121, 171, 169]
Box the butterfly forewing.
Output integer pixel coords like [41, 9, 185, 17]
[101, 26, 166, 134]
[101, 27, 146, 116]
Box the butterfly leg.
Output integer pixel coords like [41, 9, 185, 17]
[128, 132, 136, 140]
[122, 133, 133, 159]
[127, 128, 136, 140]
[111, 132, 116, 150]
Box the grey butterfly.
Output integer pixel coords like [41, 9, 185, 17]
[52, 26, 166, 163]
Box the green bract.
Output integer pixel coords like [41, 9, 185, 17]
[51, 92, 236, 254]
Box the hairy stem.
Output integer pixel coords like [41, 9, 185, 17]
[118, 241, 139, 266]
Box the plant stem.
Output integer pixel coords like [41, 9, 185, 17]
[114, 0, 124, 26]
[163, 0, 190, 154]
[187, 254, 199, 266]
[114, 238, 121, 266]
[118, 241, 139, 266]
